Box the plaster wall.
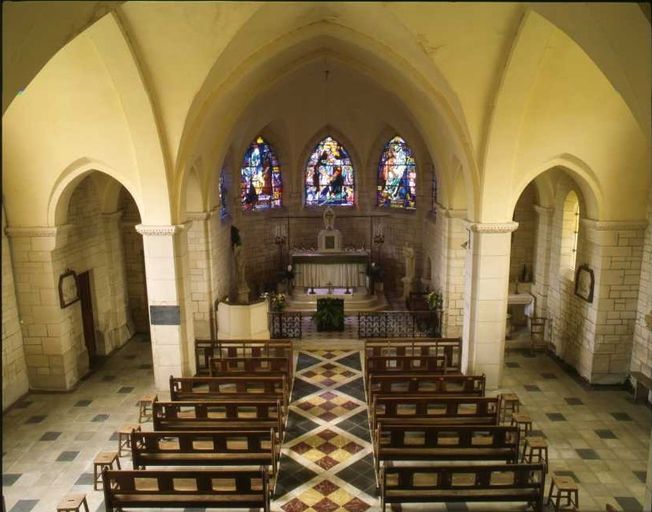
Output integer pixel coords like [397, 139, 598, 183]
[2, 206, 29, 409]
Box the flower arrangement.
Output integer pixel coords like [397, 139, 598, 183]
[426, 290, 443, 310]
[269, 292, 287, 312]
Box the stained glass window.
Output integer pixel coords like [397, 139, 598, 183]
[240, 136, 282, 211]
[305, 136, 355, 207]
[377, 136, 416, 209]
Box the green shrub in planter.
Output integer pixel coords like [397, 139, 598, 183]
[315, 298, 344, 331]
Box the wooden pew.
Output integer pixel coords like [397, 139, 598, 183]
[365, 354, 452, 384]
[373, 424, 520, 481]
[364, 337, 462, 372]
[380, 463, 545, 512]
[371, 396, 500, 432]
[102, 467, 270, 511]
[366, 374, 485, 405]
[130, 429, 278, 475]
[152, 400, 284, 441]
[209, 356, 291, 378]
[169, 375, 289, 412]
[195, 338, 292, 376]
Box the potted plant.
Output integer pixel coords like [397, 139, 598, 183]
[269, 292, 287, 312]
[426, 290, 443, 310]
[314, 298, 344, 331]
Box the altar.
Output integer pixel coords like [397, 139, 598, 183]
[292, 251, 368, 290]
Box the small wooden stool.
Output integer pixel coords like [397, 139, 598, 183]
[521, 436, 549, 471]
[56, 494, 89, 512]
[500, 393, 520, 422]
[93, 451, 121, 490]
[138, 393, 157, 423]
[547, 474, 579, 511]
[511, 412, 533, 438]
[118, 423, 141, 457]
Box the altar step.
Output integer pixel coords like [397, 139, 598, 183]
[285, 288, 388, 312]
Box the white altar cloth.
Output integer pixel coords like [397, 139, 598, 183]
[294, 262, 367, 288]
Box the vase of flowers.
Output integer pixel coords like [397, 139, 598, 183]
[426, 290, 443, 311]
[269, 292, 287, 312]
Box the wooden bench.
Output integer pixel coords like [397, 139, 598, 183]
[169, 375, 289, 412]
[367, 374, 485, 405]
[365, 355, 453, 384]
[131, 429, 278, 475]
[381, 463, 545, 512]
[631, 371, 652, 403]
[195, 338, 292, 376]
[371, 396, 500, 432]
[152, 400, 284, 440]
[374, 424, 520, 481]
[365, 337, 462, 372]
[102, 468, 270, 511]
[209, 356, 291, 378]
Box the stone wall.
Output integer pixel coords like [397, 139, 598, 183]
[630, 188, 652, 379]
[510, 183, 537, 283]
[120, 190, 148, 334]
[2, 206, 29, 409]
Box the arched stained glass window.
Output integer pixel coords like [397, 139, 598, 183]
[240, 136, 282, 211]
[305, 136, 355, 207]
[377, 136, 416, 209]
[219, 170, 228, 218]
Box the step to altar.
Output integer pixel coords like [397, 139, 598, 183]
[284, 287, 388, 312]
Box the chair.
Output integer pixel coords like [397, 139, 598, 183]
[530, 317, 547, 353]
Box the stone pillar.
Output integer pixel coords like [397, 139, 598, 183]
[186, 210, 219, 340]
[136, 224, 195, 390]
[462, 221, 518, 390]
[646, 429, 652, 511]
[532, 205, 553, 317]
[580, 219, 646, 384]
[5, 225, 81, 390]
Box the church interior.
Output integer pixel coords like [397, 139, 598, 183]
[2, 2, 651, 511]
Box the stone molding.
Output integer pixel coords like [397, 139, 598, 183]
[581, 218, 648, 232]
[5, 224, 74, 249]
[135, 224, 184, 236]
[469, 221, 519, 233]
[186, 211, 210, 222]
[101, 211, 123, 225]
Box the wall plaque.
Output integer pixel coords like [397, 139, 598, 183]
[150, 305, 181, 325]
[58, 269, 80, 308]
[574, 264, 594, 303]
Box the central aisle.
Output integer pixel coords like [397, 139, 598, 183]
[274, 349, 377, 511]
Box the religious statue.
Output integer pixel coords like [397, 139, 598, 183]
[323, 206, 335, 230]
[404, 245, 415, 280]
[233, 244, 250, 303]
[402, 245, 416, 300]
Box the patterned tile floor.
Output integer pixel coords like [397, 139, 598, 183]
[2, 334, 652, 511]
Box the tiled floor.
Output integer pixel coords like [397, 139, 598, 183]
[2, 334, 652, 512]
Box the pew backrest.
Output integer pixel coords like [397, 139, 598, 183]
[209, 356, 291, 377]
[169, 375, 288, 407]
[367, 374, 485, 404]
[102, 468, 270, 512]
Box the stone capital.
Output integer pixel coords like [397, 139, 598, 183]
[469, 221, 519, 234]
[5, 224, 74, 249]
[135, 224, 185, 237]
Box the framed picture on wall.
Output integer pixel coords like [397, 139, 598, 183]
[574, 264, 594, 303]
[58, 269, 80, 308]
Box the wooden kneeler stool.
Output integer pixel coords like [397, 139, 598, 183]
[93, 451, 121, 490]
[56, 494, 89, 512]
[547, 474, 579, 512]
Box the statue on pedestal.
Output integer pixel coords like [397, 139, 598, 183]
[232, 243, 250, 304]
[401, 244, 416, 300]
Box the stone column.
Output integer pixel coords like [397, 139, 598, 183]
[646, 429, 652, 511]
[580, 219, 646, 384]
[532, 205, 553, 317]
[462, 221, 518, 390]
[5, 225, 80, 390]
[136, 224, 194, 390]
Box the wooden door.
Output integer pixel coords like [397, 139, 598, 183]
[77, 271, 97, 367]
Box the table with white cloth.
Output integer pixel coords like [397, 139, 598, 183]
[291, 251, 369, 290]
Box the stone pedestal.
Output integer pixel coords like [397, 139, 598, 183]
[217, 300, 270, 339]
[401, 276, 416, 300]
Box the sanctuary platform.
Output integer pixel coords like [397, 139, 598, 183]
[284, 287, 388, 312]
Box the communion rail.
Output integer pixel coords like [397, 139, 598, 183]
[269, 311, 303, 339]
[358, 310, 442, 338]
